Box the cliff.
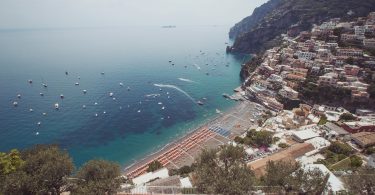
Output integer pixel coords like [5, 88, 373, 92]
[229, 0, 375, 54]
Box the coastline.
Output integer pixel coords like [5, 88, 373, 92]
[123, 99, 262, 178]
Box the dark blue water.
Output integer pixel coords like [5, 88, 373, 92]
[0, 26, 247, 167]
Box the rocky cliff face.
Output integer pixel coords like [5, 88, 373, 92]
[230, 0, 375, 54]
[229, 0, 282, 39]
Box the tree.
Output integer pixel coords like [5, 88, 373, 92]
[327, 141, 352, 156]
[262, 161, 327, 194]
[0, 145, 74, 195]
[72, 159, 125, 195]
[194, 145, 255, 195]
[365, 147, 375, 155]
[339, 113, 356, 121]
[343, 167, 375, 194]
[0, 149, 24, 175]
[147, 160, 163, 172]
[22, 145, 74, 195]
[350, 155, 363, 168]
[318, 114, 328, 125]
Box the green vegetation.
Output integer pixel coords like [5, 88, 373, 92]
[343, 167, 375, 194]
[261, 161, 328, 194]
[278, 143, 289, 149]
[339, 113, 357, 121]
[170, 164, 196, 177]
[234, 129, 274, 147]
[194, 145, 255, 194]
[318, 115, 328, 125]
[147, 160, 163, 172]
[328, 142, 353, 156]
[349, 155, 363, 168]
[365, 147, 375, 155]
[299, 82, 352, 105]
[71, 160, 125, 195]
[0, 145, 125, 195]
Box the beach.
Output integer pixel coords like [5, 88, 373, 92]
[124, 100, 264, 178]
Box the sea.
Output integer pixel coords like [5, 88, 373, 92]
[0, 25, 249, 167]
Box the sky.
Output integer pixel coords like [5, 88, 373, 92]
[0, 0, 268, 29]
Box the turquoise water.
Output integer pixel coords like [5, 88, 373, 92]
[0, 26, 247, 167]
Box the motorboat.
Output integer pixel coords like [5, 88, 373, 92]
[197, 101, 204, 105]
[137, 110, 141, 113]
[75, 82, 79, 86]
[119, 82, 124, 86]
[17, 94, 21, 98]
[161, 106, 165, 110]
[29, 108, 34, 112]
[42, 112, 47, 116]
[65, 71, 68, 75]
[82, 105, 86, 109]
[40, 93, 44, 96]
[101, 72, 105, 75]
[60, 94, 64, 99]
[37, 122, 41, 126]
[42, 83, 47, 88]
[28, 80, 33, 84]
[109, 92, 114, 97]
[54, 103, 59, 110]
[83, 90, 87, 94]
[94, 102, 98, 105]
[13, 101, 18, 106]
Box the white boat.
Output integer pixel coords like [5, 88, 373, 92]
[29, 108, 34, 112]
[158, 102, 163, 105]
[137, 110, 141, 113]
[161, 106, 165, 110]
[103, 111, 106, 114]
[95, 113, 98, 117]
[119, 82, 124, 86]
[82, 105, 86, 109]
[75, 82, 79, 86]
[17, 94, 21, 98]
[166, 92, 169, 95]
[54, 103, 59, 109]
[42, 112, 47, 116]
[60, 94, 64, 99]
[35, 132, 39, 135]
[159, 88, 162, 91]
[13, 101, 18, 106]
[101, 72, 105, 75]
[37, 122, 41, 126]
[197, 101, 204, 105]
[109, 92, 114, 97]
[40, 93, 44, 96]
[42, 83, 47, 88]
[127, 86, 131, 91]
[28, 80, 33, 84]
[113, 97, 116, 101]
[94, 102, 98, 105]
[83, 90, 87, 94]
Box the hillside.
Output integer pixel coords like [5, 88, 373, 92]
[229, 0, 375, 54]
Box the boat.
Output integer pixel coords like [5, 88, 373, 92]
[109, 92, 114, 97]
[113, 97, 116, 101]
[197, 101, 204, 106]
[216, 109, 221, 114]
[119, 82, 124, 86]
[13, 101, 18, 106]
[159, 88, 162, 91]
[206, 72, 209, 75]
[101, 72, 105, 75]
[169, 60, 172, 63]
[103, 111, 106, 114]
[83, 90, 87, 94]
[184, 65, 187, 68]
[29, 108, 34, 112]
[137, 110, 141, 113]
[95, 113, 98, 117]
[75, 82, 79, 86]
[222, 93, 230, 99]
[40, 93, 44, 96]
[172, 63, 175, 66]
[166, 92, 169, 95]
[161, 106, 165, 110]
[94, 102, 98, 105]
[65, 71, 68, 75]
[28, 80, 33, 84]
[17, 94, 21, 98]
[60, 94, 64, 99]
[127, 86, 131, 91]
[54, 103, 59, 110]
[158, 102, 163, 105]
[82, 105, 86, 109]
[37, 122, 41, 126]
[42, 112, 47, 116]
[35, 132, 39, 135]
[42, 83, 47, 88]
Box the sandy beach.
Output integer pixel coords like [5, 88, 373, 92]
[124, 100, 263, 178]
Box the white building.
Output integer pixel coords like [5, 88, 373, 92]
[279, 86, 299, 100]
[296, 51, 316, 61]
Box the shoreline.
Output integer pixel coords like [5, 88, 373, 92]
[123, 99, 259, 178]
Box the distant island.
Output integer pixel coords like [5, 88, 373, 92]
[161, 25, 176, 28]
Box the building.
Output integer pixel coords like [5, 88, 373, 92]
[292, 129, 320, 143]
[296, 51, 316, 61]
[356, 109, 375, 116]
[248, 143, 315, 176]
[341, 33, 357, 42]
[318, 73, 337, 86]
[303, 164, 345, 193]
[363, 38, 375, 48]
[279, 86, 299, 100]
[351, 132, 375, 148]
[340, 121, 375, 133]
[344, 65, 360, 76]
[336, 49, 363, 58]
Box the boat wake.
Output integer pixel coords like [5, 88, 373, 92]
[153, 84, 195, 102]
[145, 93, 161, 98]
[178, 78, 197, 84]
[193, 63, 201, 70]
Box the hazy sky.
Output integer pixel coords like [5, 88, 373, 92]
[0, 0, 268, 29]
